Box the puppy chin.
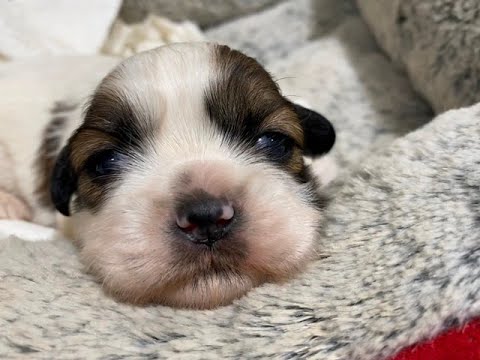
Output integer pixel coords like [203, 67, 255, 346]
[105, 271, 256, 309]
[71, 161, 320, 309]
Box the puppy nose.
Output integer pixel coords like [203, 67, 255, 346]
[176, 195, 235, 244]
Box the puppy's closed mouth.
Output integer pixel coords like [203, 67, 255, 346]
[35, 42, 336, 309]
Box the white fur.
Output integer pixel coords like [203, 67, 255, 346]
[0, 56, 119, 226]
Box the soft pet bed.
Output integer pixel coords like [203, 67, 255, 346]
[1, 0, 479, 358]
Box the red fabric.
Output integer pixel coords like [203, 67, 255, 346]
[389, 318, 480, 360]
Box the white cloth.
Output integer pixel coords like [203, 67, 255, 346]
[0, 0, 121, 59]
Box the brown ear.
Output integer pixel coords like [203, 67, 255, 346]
[293, 103, 336, 157]
[50, 146, 77, 216]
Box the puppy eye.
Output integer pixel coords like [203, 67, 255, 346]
[85, 149, 124, 177]
[256, 132, 294, 161]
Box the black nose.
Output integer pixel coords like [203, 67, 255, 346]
[176, 192, 235, 245]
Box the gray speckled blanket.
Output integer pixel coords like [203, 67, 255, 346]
[357, 0, 480, 113]
[1, 1, 479, 359]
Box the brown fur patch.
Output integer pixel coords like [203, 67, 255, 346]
[68, 129, 115, 171]
[35, 102, 76, 209]
[51, 101, 78, 114]
[206, 45, 305, 176]
[64, 81, 155, 212]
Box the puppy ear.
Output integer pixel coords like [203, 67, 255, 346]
[50, 146, 77, 216]
[293, 103, 336, 157]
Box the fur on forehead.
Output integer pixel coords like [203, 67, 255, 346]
[80, 42, 303, 149]
[75, 42, 215, 156]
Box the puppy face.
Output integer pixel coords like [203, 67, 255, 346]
[49, 42, 335, 309]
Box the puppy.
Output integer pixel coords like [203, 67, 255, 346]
[3, 42, 336, 309]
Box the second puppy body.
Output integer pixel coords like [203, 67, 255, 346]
[2, 42, 336, 309]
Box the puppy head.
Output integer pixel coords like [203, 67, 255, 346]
[50, 42, 335, 309]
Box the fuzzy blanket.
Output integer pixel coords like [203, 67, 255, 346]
[357, 0, 480, 113]
[1, 0, 479, 359]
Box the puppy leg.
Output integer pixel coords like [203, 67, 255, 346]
[0, 191, 32, 220]
[0, 143, 32, 221]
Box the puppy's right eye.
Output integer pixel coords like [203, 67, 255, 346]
[85, 149, 124, 177]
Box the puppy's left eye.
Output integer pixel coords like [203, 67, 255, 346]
[256, 132, 294, 161]
[85, 149, 124, 177]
